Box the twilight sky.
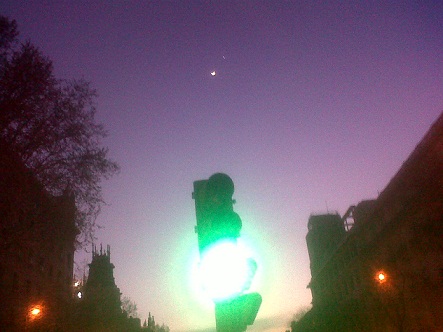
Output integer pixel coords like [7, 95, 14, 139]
[1, 1, 442, 331]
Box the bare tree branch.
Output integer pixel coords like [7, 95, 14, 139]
[0, 16, 119, 246]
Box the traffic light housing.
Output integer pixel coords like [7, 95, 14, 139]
[193, 173, 241, 255]
[193, 173, 261, 331]
[215, 293, 262, 332]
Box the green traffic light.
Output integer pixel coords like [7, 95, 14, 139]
[199, 240, 255, 301]
[192, 174, 262, 331]
[215, 292, 262, 331]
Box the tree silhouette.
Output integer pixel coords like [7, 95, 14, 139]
[290, 306, 311, 332]
[121, 296, 139, 318]
[0, 16, 119, 244]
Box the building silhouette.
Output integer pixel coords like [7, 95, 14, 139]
[0, 140, 168, 331]
[294, 112, 443, 331]
[72, 245, 141, 331]
[0, 141, 167, 331]
[0, 140, 78, 331]
[85, 245, 122, 318]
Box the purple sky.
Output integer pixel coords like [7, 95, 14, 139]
[2, 1, 442, 331]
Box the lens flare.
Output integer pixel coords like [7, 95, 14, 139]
[198, 241, 252, 301]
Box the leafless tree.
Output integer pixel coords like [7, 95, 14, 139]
[121, 296, 139, 318]
[0, 16, 119, 245]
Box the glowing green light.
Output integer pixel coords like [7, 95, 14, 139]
[199, 240, 253, 301]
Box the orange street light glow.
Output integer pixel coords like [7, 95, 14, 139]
[31, 308, 41, 316]
[376, 271, 387, 284]
[28, 304, 43, 321]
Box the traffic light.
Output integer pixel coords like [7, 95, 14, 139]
[193, 173, 261, 331]
[198, 240, 256, 301]
[215, 292, 262, 332]
[193, 173, 241, 255]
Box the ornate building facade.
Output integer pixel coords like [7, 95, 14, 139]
[294, 112, 443, 331]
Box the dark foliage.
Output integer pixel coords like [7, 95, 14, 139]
[0, 16, 119, 245]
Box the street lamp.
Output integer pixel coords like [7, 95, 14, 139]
[28, 305, 43, 321]
[30, 307, 41, 317]
[26, 304, 44, 331]
[376, 271, 387, 284]
[73, 279, 84, 300]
